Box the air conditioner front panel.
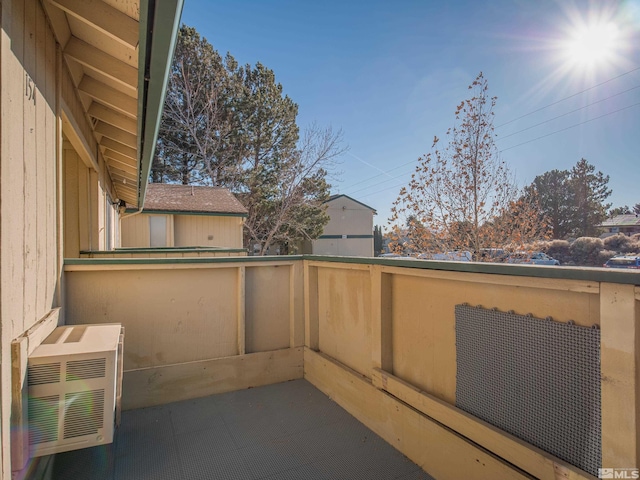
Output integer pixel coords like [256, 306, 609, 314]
[27, 325, 121, 457]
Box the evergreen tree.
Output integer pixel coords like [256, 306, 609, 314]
[568, 159, 611, 237]
[524, 169, 572, 239]
[525, 159, 612, 238]
[373, 225, 383, 256]
[152, 25, 345, 254]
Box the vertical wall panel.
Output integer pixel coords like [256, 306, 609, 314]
[1, 1, 61, 475]
[23, 0, 38, 331]
[245, 266, 290, 353]
[317, 267, 372, 377]
[174, 215, 243, 248]
[121, 214, 150, 248]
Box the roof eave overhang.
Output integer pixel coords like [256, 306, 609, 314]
[137, 0, 184, 209]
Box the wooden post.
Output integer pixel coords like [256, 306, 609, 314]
[371, 266, 393, 374]
[237, 266, 245, 355]
[304, 262, 319, 350]
[289, 264, 296, 348]
[11, 338, 29, 471]
[600, 282, 638, 469]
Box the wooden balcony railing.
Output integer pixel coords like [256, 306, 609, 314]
[64, 255, 639, 480]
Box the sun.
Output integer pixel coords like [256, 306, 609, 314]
[564, 21, 620, 68]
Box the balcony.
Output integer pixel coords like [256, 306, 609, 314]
[50, 379, 432, 480]
[54, 255, 639, 479]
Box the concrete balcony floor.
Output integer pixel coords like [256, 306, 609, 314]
[50, 379, 433, 480]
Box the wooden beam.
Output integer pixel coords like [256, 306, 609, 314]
[289, 264, 297, 348]
[78, 76, 137, 118]
[122, 348, 304, 410]
[600, 283, 638, 469]
[303, 262, 319, 350]
[11, 338, 28, 471]
[49, 0, 139, 50]
[64, 37, 137, 92]
[24, 308, 61, 355]
[60, 108, 98, 172]
[237, 266, 246, 355]
[371, 266, 393, 371]
[88, 102, 137, 134]
[95, 121, 137, 149]
[108, 177, 136, 195]
[107, 165, 137, 182]
[370, 369, 594, 480]
[100, 137, 137, 159]
[304, 349, 531, 480]
[379, 264, 598, 295]
[11, 308, 61, 470]
[42, 1, 72, 49]
[103, 152, 137, 174]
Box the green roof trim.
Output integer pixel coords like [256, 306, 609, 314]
[80, 247, 247, 254]
[124, 208, 247, 218]
[65, 255, 303, 266]
[137, 0, 184, 209]
[64, 255, 640, 285]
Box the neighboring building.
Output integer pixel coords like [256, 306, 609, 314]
[121, 184, 247, 250]
[599, 214, 640, 236]
[0, 0, 182, 476]
[309, 195, 376, 257]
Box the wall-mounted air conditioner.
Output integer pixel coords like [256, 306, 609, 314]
[27, 324, 123, 457]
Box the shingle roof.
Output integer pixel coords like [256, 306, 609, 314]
[600, 214, 640, 227]
[136, 184, 248, 215]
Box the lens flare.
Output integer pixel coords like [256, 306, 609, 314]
[564, 22, 619, 67]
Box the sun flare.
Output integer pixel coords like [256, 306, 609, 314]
[564, 22, 619, 67]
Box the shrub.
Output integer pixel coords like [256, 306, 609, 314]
[570, 237, 604, 266]
[541, 240, 572, 264]
[598, 249, 617, 266]
[603, 234, 635, 253]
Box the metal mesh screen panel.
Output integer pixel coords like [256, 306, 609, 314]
[455, 304, 601, 476]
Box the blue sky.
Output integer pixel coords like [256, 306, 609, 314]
[182, 0, 640, 228]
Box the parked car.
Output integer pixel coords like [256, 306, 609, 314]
[603, 255, 640, 269]
[378, 253, 417, 260]
[477, 248, 508, 262]
[507, 251, 560, 266]
[418, 251, 473, 262]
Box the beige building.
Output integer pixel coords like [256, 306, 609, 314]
[599, 214, 640, 236]
[311, 194, 376, 256]
[121, 184, 247, 250]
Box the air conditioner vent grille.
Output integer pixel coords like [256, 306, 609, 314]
[28, 395, 60, 445]
[66, 358, 106, 381]
[28, 363, 61, 386]
[63, 390, 105, 439]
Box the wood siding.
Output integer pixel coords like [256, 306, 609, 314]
[174, 215, 243, 248]
[0, 1, 60, 476]
[121, 213, 244, 249]
[120, 213, 151, 247]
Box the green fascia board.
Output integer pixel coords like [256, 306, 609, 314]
[80, 247, 247, 254]
[65, 255, 304, 266]
[137, 0, 184, 209]
[64, 254, 640, 285]
[124, 208, 247, 217]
